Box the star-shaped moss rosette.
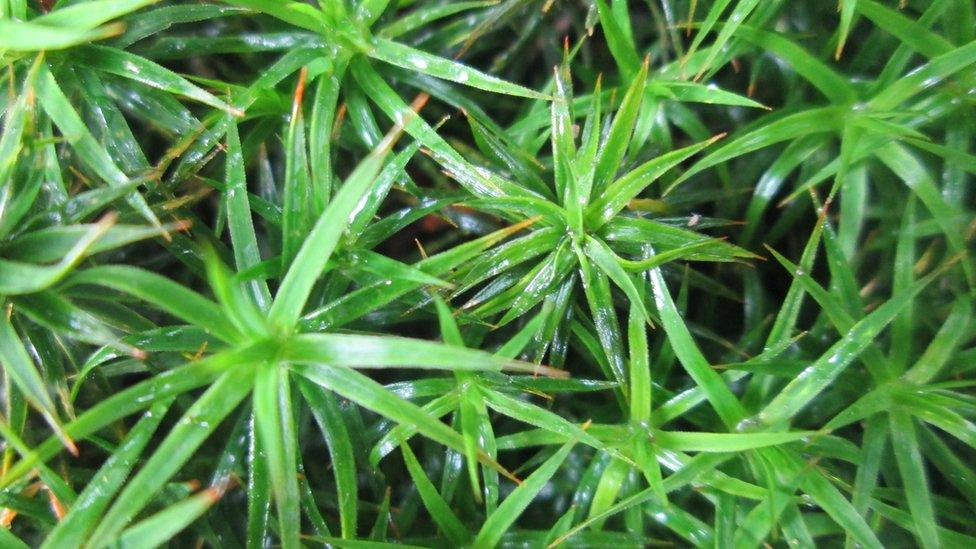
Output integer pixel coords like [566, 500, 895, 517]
[445, 60, 756, 390]
[4, 120, 566, 548]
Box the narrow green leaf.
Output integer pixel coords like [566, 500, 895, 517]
[473, 438, 576, 548]
[0, 20, 120, 50]
[0, 214, 113, 295]
[4, 222, 179, 264]
[247, 413, 272, 548]
[35, 0, 157, 30]
[732, 25, 857, 103]
[379, 1, 496, 38]
[587, 457, 629, 530]
[875, 141, 974, 286]
[303, 218, 540, 330]
[0, 315, 72, 454]
[369, 489, 391, 540]
[583, 236, 653, 327]
[349, 59, 534, 200]
[595, 0, 641, 76]
[683, 0, 731, 73]
[480, 389, 620, 459]
[589, 135, 719, 228]
[647, 250, 746, 429]
[41, 401, 170, 549]
[269, 117, 405, 331]
[765, 218, 824, 347]
[592, 59, 648, 195]
[869, 40, 976, 111]
[857, 0, 951, 59]
[370, 38, 547, 99]
[284, 334, 566, 377]
[297, 377, 358, 539]
[628, 302, 651, 424]
[66, 265, 240, 343]
[281, 79, 313, 271]
[0, 343, 273, 489]
[836, 0, 858, 58]
[550, 67, 579, 231]
[758, 267, 944, 426]
[0, 71, 32, 186]
[905, 297, 972, 385]
[692, 0, 760, 80]
[349, 249, 451, 288]
[34, 63, 159, 227]
[889, 411, 939, 549]
[848, 414, 888, 549]
[78, 45, 236, 112]
[113, 486, 222, 549]
[673, 107, 845, 193]
[293, 364, 495, 472]
[794, 451, 885, 549]
[655, 430, 812, 452]
[254, 363, 300, 549]
[219, 0, 326, 33]
[225, 121, 271, 308]
[575, 244, 628, 389]
[309, 63, 346, 213]
[652, 80, 768, 109]
[87, 366, 256, 546]
[399, 439, 470, 545]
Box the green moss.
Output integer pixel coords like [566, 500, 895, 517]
[0, 1, 973, 547]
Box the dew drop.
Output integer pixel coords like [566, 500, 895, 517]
[736, 417, 759, 432]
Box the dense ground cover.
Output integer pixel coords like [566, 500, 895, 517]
[1, 0, 974, 547]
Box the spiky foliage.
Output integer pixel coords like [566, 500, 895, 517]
[1, 1, 974, 547]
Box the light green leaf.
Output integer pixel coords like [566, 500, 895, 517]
[370, 38, 547, 99]
[473, 438, 576, 548]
